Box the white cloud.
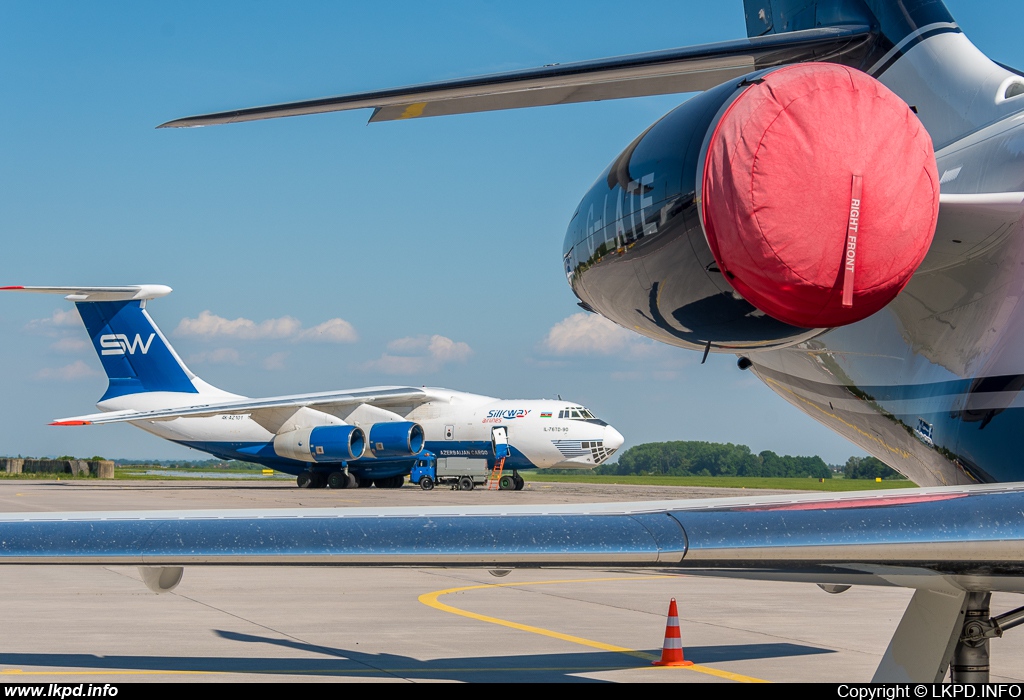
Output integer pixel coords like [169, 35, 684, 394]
[175, 311, 301, 340]
[262, 352, 289, 371]
[386, 336, 429, 354]
[50, 336, 88, 353]
[543, 313, 642, 355]
[174, 311, 357, 343]
[35, 360, 98, 381]
[297, 318, 358, 343]
[364, 334, 473, 375]
[187, 348, 242, 365]
[26, 308, 82, 333]
[541, 313, 693, 379]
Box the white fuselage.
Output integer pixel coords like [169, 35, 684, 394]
[99, 388, 623, 472]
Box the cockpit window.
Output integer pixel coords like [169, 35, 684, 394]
[560, 407, 599, 421]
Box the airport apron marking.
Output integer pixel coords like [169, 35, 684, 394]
[418, 576, 768, 683]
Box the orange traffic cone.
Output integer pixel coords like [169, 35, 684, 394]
[652, 598, 694, 667]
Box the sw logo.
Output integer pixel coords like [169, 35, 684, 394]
[99, 333, 155, 356]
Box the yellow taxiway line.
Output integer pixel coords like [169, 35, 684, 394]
[418, 575, 768, 683]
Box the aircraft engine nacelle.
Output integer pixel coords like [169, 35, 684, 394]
[563, 63, 939, 352]
[367, 421, 425, 458]
[273, 425, 366, 463]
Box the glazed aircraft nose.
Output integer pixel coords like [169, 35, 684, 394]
[604, 425, 624, 451]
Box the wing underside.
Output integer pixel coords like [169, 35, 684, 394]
[159, 26, 873, 127]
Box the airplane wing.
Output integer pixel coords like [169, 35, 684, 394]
[919, 192, 1024, 273]
[1, 483, 1021, 681]
[50, 386, 429, 426]
[4, 482, 1019, 577]
[158, 26, 872, 127]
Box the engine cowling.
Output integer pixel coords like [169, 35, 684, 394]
[367, 421, 425, 458]
[563, 63, 938, 351]
[273, 425, 366, 463]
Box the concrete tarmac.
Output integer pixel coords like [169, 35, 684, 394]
[0, 479, 1020, 683]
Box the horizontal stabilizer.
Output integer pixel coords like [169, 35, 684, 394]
[159, 26, 871, 127]
[0, 285, 172, 302]
[51, 386, 428, 426]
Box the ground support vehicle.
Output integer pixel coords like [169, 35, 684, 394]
[410, 453, 523, 491]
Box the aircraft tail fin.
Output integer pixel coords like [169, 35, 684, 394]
[2, 285, 223, 402]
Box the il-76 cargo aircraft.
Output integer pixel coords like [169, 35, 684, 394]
[4, 0, 1024, 683]
[1, 285, 623, 490]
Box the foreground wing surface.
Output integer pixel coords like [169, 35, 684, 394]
[159, 26, 872, 127]
[51, 387, 428, 426]
[3, 483, 1023, 588]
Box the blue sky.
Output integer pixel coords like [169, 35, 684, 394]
[0, 1, 1017, 463]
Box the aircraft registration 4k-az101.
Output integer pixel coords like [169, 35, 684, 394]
[0, 285, 623, 490]
[3, 0, 1024, 684]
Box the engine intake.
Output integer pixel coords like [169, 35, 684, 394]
[700, 64, 938, 329]
[368, 421, 425, 458]
[563, 63, 938, 350]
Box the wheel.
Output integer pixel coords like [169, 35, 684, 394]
[513, 475, 525, 491]
[420, 476, 434, 491]
[372, 479, 385, 488]
[459, 476, 474, 491]
[296, 472, 313, 488]
[327, 471, 346, 489]
[390, 475, 405, 488]
[357, 477, 373, 488]
[311, 473, 328, 488]
[344, 472, 358, 489]
[498, 475, 514, 490]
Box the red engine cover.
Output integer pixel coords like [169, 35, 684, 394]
[701, 63, 939, 329]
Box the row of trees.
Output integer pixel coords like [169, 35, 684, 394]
[597, 441, 905, 479]
[842, 455, 905, 480]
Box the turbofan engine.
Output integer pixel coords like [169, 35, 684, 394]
[273, 425, 366, 463]
[563, 63, 939, 352]
[366, 421, 425, 458]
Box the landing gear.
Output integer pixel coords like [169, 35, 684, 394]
[873, 588, 1024, 682]
[327, 471, 355, 489]
[952, 593, 993, 683]
[513, 472, 525, 491]
[458, 476, 474, 491]
[300, 470, 360, 490]
[498, 474, 514, 490]
[356, 477, 374, 488]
